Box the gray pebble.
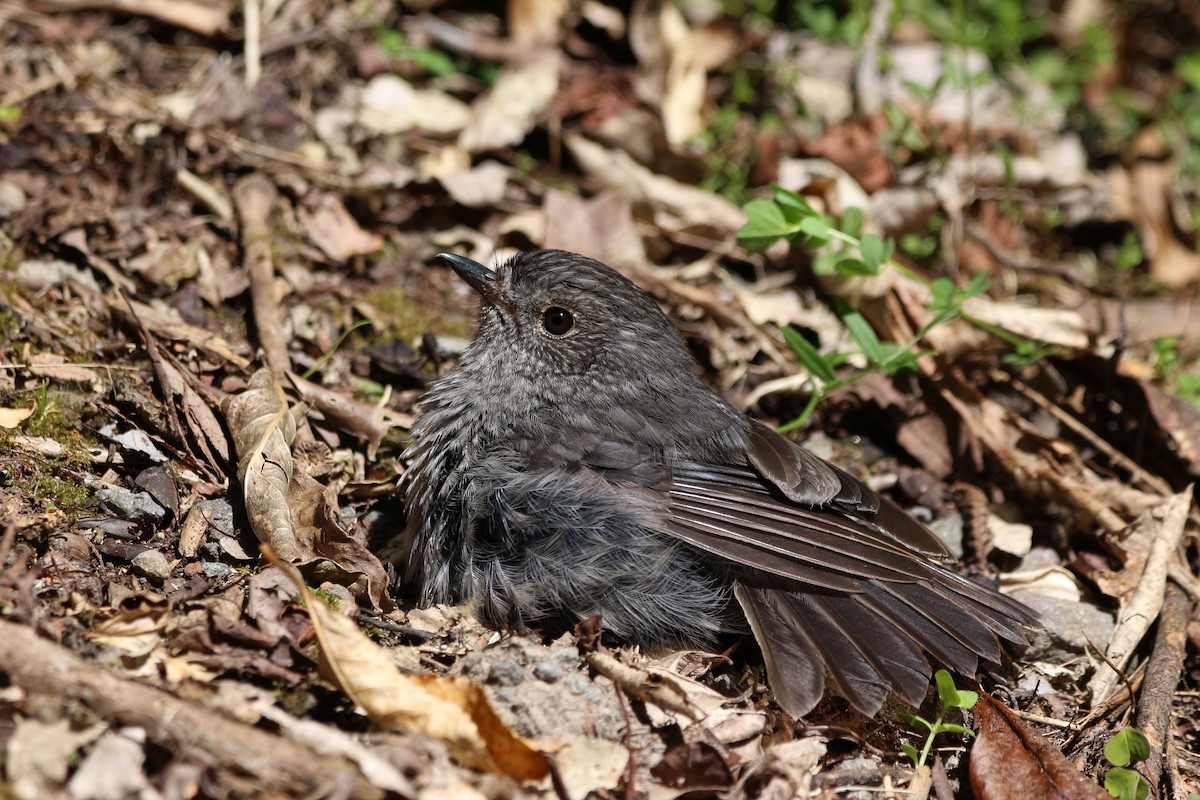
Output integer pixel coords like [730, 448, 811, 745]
[200, 562, 234, 581]
[488, 658, 526, 686]
[533, 659, 564, 683]
[564, 672, 591, 696]
[96, 487, 167, 525]
[131, 549, 172, 582]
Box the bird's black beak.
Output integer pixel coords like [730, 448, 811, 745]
[436, 253, 508, 309]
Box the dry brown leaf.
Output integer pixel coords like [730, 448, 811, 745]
[263, 548, 550, 783]
[542, 189, 645, 268]
[223, 368, 306, 561]
[223, 370, 390, 608]
[508, 0, 568, 45]
[112, 297, 251, 369]
[970, 693, 1110, 800]
[584, 651, 707, 721]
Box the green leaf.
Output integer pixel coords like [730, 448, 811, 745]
[781, 326, 837, 383]
[772, 186, 816, 216]
[842, 311, 884, 366]
[901, 743, 921, 768]
[877, 342, 921, 374]
[898, 711, 934, 733]
[1178, 52, 1200, 93]
[737, 199, 799, 252]
[1105, 728, 1150, 768]
[860, 234, 888, 270]
[833, 257, 877, 277]
[796, 215, 833, 245]
[934, 669, 978, 709]
[841, 206, 865, 238]
[1104, 768, 1149, 800]
[812, 251, 840, 275]
[936, 723, 976, 738]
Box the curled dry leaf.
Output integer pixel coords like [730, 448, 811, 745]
[224, 369, 391, 609]
[222, 369, 305, 562]
[263, 547, 549, 783]
[970, 693, 1110, 800]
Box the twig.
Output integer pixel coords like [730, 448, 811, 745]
[243, 0, 261, 89]
[0, 619, 383, 799]
[1087, 488, 1193, 704]
[233, 175, 291, 379]
[1133, 582, 1193, 793]
[29, 0, 228, 35]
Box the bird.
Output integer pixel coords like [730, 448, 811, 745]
[396, 248, 1034, 717]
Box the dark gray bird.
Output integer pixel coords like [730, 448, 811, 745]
[398, 249, 1034, 717]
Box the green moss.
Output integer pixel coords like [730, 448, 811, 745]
[0, 384, 100, 517]
[358, 285, 468, 345]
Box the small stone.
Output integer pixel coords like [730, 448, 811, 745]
[200, 562, 233, 581]
[564, 672, 592, 696]
[487, 658, 526, 686]
[532, 659, 564, 683]
[131, 549, 172, 582]
[96, 487, 168, 525]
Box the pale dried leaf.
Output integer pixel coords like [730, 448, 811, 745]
[65, 729, 150, 800]
[26, 354, 95, 383]
[359, 74, 471, 135]
[222, 369, 304, 561]
[549, 734, 629, 800]
[0, 405, 34, 429]
[566, 134, 744, 235]
[988, 512, 1033, 557]
[439, 161, 514, 208]
[460, 56, 560, 153]
[8, 719, 103, 800]
[585, 651, 706, 721]
[298, 194, 384, 262]
[508, 0, 568, 45]
[87, 599, 168, 658]
[1002, 566, 1083, 603]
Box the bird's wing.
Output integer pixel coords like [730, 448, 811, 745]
[661, 421, 1035, 717]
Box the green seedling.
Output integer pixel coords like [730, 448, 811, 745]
[738, 186, 995, 428]
[900, 669, 978, 768]
[1103, 727, 1150, 800]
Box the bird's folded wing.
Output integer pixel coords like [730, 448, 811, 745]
[664, 457, 1036, 717]
[665, 460, 950, 589]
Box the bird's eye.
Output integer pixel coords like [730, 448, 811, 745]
[541, 306, 575, 336]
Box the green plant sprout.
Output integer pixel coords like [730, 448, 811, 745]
[1102, 727, 1150, 800]
[373, 29, 458, 78]
[899, 669, 978, 768]
[738, 186, 997, 428]
[300, 319, 373, 380]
